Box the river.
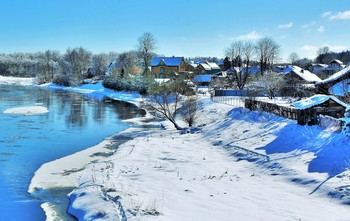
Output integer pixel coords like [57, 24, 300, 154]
[0, 84, 145, 220]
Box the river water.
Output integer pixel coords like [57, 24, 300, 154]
[0, 84, 145, 220]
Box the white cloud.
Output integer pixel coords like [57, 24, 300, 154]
[278, 22, 293, 29]
[300, 45, 318, 52]
[327, 44, 347, 52]
[301, 21, 316, 29]
[326, 10, 350, 20]
[322, 11, 332, 18]
[236, 31, 261, 40]
[299, 44, 348, 59]
[318, 26, 325, 33]
[301, 44, 347, 52]
[299, 45, 320, 59]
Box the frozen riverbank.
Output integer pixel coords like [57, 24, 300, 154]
[0, 76, 147, 220]
[3, 76, 350, 220]
[33, 96, 350, 220]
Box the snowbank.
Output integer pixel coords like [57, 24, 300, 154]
[3, 106, 49, 115]
[68, 184, 126, 221]
[29, 82, 350, 221]
[0, 75, 35, 86]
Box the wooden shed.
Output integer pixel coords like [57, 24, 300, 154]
[291, 95, 349, 125]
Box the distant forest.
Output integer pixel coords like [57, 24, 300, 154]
[315, 50, 350, 65]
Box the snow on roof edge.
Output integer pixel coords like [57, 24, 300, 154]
[292, 94, 350, 110]
[317, 65, 350, 85]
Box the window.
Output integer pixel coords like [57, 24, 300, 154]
[160, 67, 165, 74]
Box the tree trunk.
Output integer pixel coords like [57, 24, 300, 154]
[171, 120, 182, 130]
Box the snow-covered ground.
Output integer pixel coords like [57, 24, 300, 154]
[3, 76, 350, 220]
[0, 75, 35, 86]
[31, 92, 350, 220]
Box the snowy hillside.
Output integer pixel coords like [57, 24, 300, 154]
[30, 90, 350, 220]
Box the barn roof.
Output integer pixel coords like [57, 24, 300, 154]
[151, 57, 184, 67]
[316, 65, 350, 85]
[286, 66, 321, 83]
[291, 94, 349, 110]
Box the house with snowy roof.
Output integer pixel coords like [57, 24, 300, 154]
[324, 59, 345, 76]
[316, 65, 350, 96]
[191, 61, 221, 86]
[151, 56, 187, 79]
[292, 94, 349, 125]
[283, 66, 321, 84]
[195, 61, 221, 75]
[311, 63, 327, 74]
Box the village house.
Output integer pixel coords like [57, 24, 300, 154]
[292, 94, 349, 125]
[316, 65, 350, 96]
[187, 61, 221, 86]
[195, 61, 221, 75]
[151, 56, 187, 79]
[324, 59, 345, 76]
[283, 66, 321, 84]
[311, 63, 327, 75]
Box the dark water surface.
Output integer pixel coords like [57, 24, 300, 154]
[0, 84, 145, 220]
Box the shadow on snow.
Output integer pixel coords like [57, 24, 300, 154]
[224, 107, 350, 195]
[256, 122, 350, 194]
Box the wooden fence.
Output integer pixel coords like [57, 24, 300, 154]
[244, 99, 298, 120]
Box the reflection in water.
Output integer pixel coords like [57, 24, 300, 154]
[0, 84, 146, 221]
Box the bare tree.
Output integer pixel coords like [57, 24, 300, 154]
[256, 37, 280, 75]
[237, 41, 255, 90]
[288, 52, 300, 65]
[117, 50, 138, 76]
[137, 32, 157, 75]
[317, 46, 330, 56]
[225, 40, 245, 69]
[144, 79, 192, 130]
[316, 46, 331, 64]
[225, 41, 256, 90]
[181, 96, 198, 127]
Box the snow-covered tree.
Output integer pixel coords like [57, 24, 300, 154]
[56, 47, 92, 86]
[260, 72, 285, 99]
[36, 50, 61, 84]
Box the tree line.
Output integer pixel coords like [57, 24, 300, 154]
[0, 32, 157, 87]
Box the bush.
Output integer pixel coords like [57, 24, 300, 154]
[53, 74, 72, 86]
[102, 76, 150, 94]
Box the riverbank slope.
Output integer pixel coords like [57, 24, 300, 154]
[2, 76, 350, 220]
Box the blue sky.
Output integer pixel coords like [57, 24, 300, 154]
[0, 0, 349, 61]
